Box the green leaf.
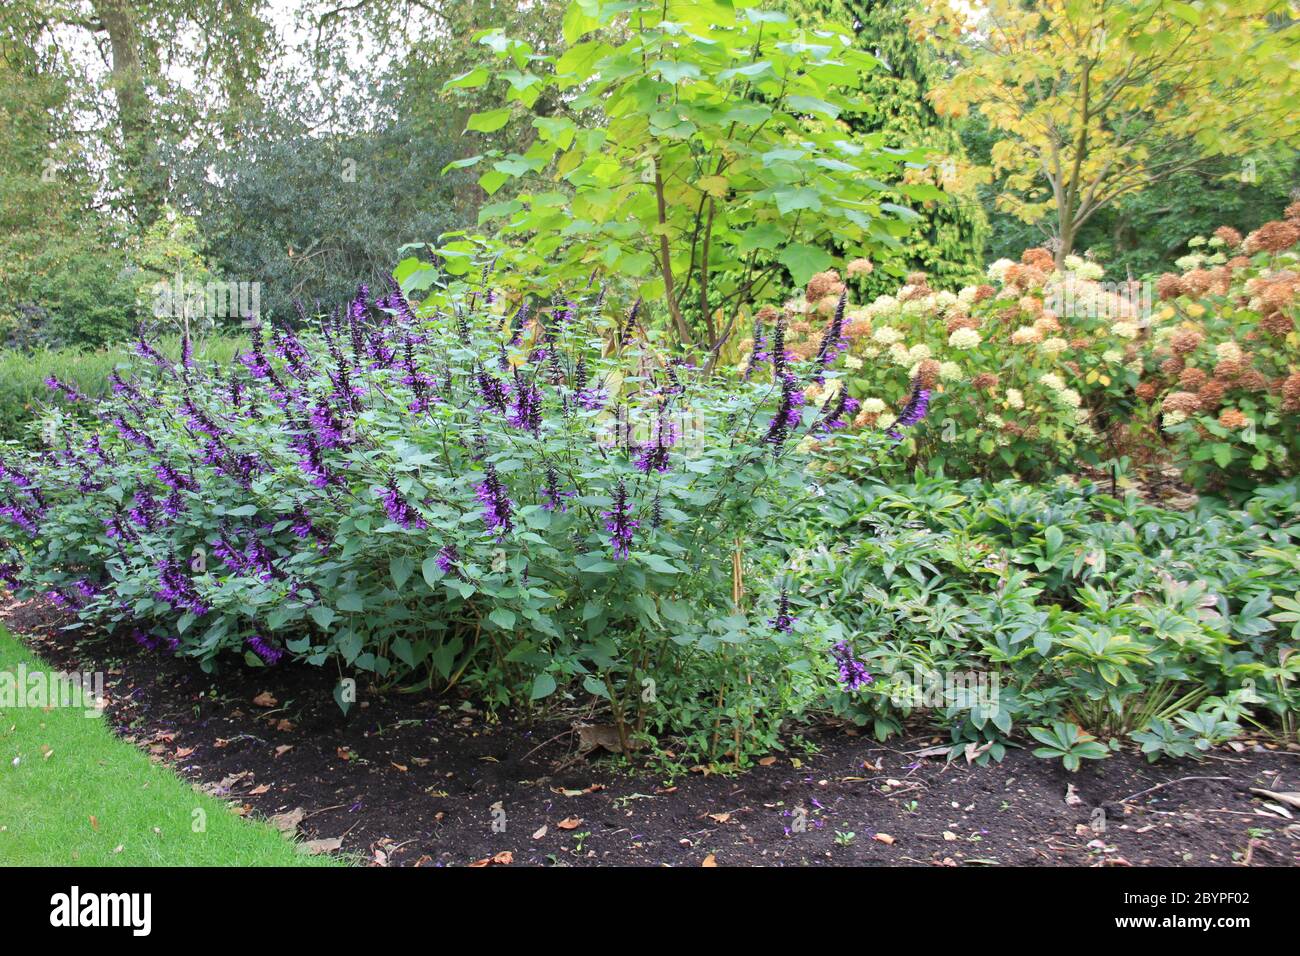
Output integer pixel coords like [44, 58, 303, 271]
[390, 555, 414, 591]
[530, 673, 557, 700]
[489, 608, 517, 630]
[467, 107, 513, 133]
[778, 243, 833, 285]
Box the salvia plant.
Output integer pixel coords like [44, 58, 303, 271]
[0, 263, 868, 762]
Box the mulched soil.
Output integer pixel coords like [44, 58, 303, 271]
[5, 595, 1297, 867]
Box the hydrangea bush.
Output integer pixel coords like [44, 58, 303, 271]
[0, 267, 865, 762]
[1136, 204, 1300, 493]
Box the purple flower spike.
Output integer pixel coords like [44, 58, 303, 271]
[831, 641, 872, 691]
[602, 479, 638, 560]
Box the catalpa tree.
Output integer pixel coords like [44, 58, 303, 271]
[440, 0, 941, 354]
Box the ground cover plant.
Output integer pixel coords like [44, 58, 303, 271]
[782, 474, 1300, 766]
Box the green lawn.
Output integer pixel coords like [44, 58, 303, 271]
[0, 626, 341, 866]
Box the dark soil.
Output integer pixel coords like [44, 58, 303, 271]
[5, 596, 1297, 868]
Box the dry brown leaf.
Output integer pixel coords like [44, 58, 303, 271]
[274, 719, 295, 732]
[701, 853, 718, 867]
[274, 745, 293, 757]
[532, 825, 548, 840]
[252, 691, 277, 708]
[469, 851, 514, 867]
[249, 783, 271, 796]
[708, 812, 732, 824]
[391, 762, 408, 772]
[757, 756, 777, 766]
[174, 747, 194, 759]
[89, 815, 99, 831]
[557, 817, 582, 830]
[269, 807, 305, 833]
[873, 833, 895, 845]
[336, 747, 352, 761]
[298, 837, 342, 855]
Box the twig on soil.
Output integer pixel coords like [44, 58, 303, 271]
[1116, 776, 1233, 804]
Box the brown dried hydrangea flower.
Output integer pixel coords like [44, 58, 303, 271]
[1162, 391, 1202, 414]
[1244, 220, 1300, 254]
[756, 304, 780, 323]
[1169, 328, 1204, 355]
[1020, 247, 1055, 271]
[1062, 361, 1082, 377]
[1135, 381, 1159, 402]
[1179, 367, 1208, 389]
[1156, 274, 1185, 300]
[1160, 355, 1186, 376]
[1214, 226, 1243, 249]
[973, 284, 996, 303]
[846, 258, 874, 277]
[1033, 315, 1061, 334]
[1198, 379, 1228, 408]
[1214, 357, 1244, 379]
[805, 270, 846, 303]
[1069, 337, 1089, 350]
[1260, 312, 1295, 337]
[946, 314, 980, 334]
[1286, 200, 1300, 223]
[1237, 368, 1269, 392]
[845, 318, 872, 339]
[1227, 256, 1252, 271]
[1218, 408, 1250, 430]
[915, 359, 942, 388]
[970, 372, 999, 391]
[1181, 269, 1215, 296]
[853, 409, 879, 428]
[1281, 372, 1300, 411]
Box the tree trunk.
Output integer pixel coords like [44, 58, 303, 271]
[92, 0, 162, 224]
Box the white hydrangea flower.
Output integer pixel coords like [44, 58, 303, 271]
[872, 324, 903, 345]
[1005, 388, 1024, 409]
[1102, 349, 1123, 363]
[889, 342, 910, 364]
[1216, 341, 1242, 363]
[1039, 372, 1065, 391]
[957, 285, 978, 305]
[987, 258, 1015, 283]
[1056, 388, 1082, 408]
[948, 327, 981, 350]
[908, 343, 932, 362]
[877, 412, 897, 429]
[938, 361, 962, 382]
[861, 397, 886, 414]
[935, 290, 958, 311]
[1063, 254, 1085, 272]
[843, 354, 863, 370]
[1174, 253, 1202, 271]
[1075, 261, 1104, 281]
[1162, 410, 1187, 428]
[1041, 337, 1068, 355]
[1188, 236, 1207, 248]
[1110, 321, 1139, 340]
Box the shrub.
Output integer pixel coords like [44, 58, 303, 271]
[1130, 208, 1300, 494]
[0, 336, 246, 443]
[0, 270, 862, 763]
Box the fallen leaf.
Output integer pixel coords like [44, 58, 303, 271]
[268, 807, 305, 833]
[274, 719, 295, 732]
[391, 762, 408, 772]
[701, 853, 718, 867]
[249, 784, 271, 796]
[708, 812, 732, 824]
[532, 825, 548, 840]
[469, 851, 513, 867]
[1249, 788, 1300, 810]
[873, 833, 895, 845]
[252, 691, 277, 708]
[174, 747, 194, 759]
[89, 815, 99, 831]
[336, 747, 352, 761]
[298, 837, 342, 855]
[274, 745, 293, 757]
[942, 830, 958, 841]
[758, 756, 777, 766]
[557, 817, 582, 830]
[1065, 783, 1085, 807]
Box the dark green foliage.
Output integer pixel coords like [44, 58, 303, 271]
[179, 81, 469, 324]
